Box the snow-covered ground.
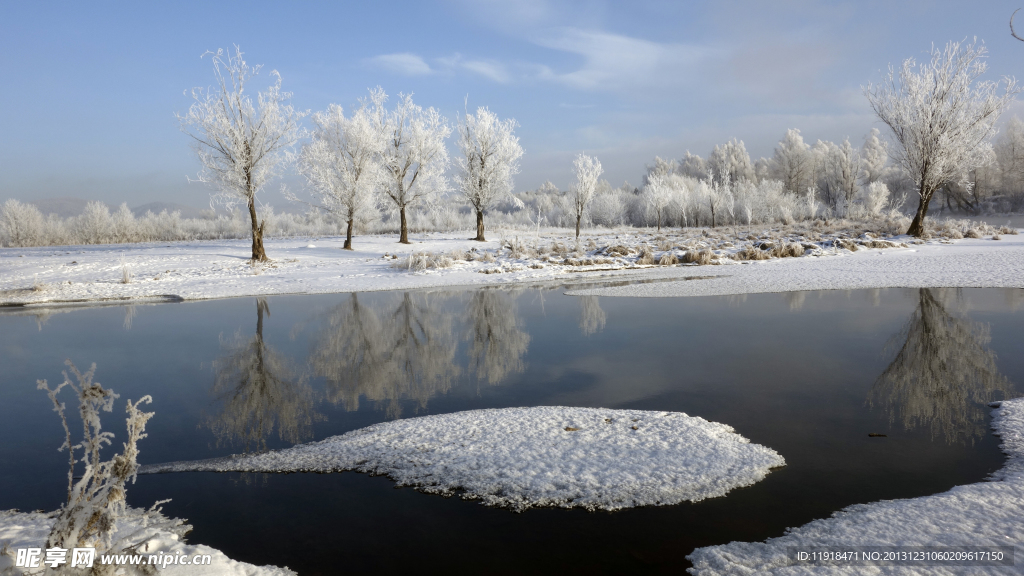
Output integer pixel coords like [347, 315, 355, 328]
[0, 508, 295, 575]
[687, 398, 1024, 575]
[567, 232, 1024, 298]
[1, 222, 1020, 306]
[140, 406, 786, 512]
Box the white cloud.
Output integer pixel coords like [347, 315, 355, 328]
[366, 53, 433, 76]
[529, 28, 712, 91]
[460, 60, 511, 83]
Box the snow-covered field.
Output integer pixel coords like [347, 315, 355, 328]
[139, 406, 786, 512]
[687, 398, 1024, 575]
[1, 221, 1020, 306]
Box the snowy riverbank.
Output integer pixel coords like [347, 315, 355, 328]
[1, 221, 1021, 307]
[687, 398, 1024, 575]
[0, 507, 295, 575]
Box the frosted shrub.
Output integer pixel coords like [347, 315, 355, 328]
[119, 253, 133, 284]
[0, 198, 46, 247]
[863, 181, 890, 217]
[111, 203, 140, 244]
[589, 190, 626, 227]
[37, 360, 188, 560]
[76, 201, 114, 245]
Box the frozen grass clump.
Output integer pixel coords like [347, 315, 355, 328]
[603, 245, 632, 257]
[119, 253, 133, 284]
[733, 246, 770, 261]
[682, 249, 714, 265]
[658, 252, 678, 265]
[635, 245, 655, 265]
[769, 242, 805, 258]
[392, 251, 455, 272]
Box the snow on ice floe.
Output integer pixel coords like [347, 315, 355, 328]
[140, 406, 786, 512]
[686, 398, 1024, 576]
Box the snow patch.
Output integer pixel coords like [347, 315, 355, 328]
[686, 398, 1024, 575]
[0, 507, 295, 575]
[140, 406, 786, 512]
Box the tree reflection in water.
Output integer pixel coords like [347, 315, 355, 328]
[310, 292, 460, 419]
[870, 288, 1015, 445]
[578, 295, 606, 336]
[464, 289, 530, 384]
[209, 298, 321, 453]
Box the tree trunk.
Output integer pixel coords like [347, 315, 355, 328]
[906, 183, 932, 237]
[474, 209, 486, 241]
[657, 209, 662, 232]
[575, 214, 582, 241]
[344, 218, 354, 250]
[399, 206, 410, 244]
[248, 196, 268, 262]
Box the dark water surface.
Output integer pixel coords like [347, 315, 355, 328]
[1, 286, 1021, 575]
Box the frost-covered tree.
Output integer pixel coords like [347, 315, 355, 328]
[994, 116, 1024, 196]
[295, 94, 384, 250]
[567, 153, 603, 240]
[77, 201, 113, 245]
[698, 176, 731, 228]
[179, 46, 305, 261]
[860, 128, 890, 186]
[456, 106, 524, 241]
[643, 156, 679, 186]
[769, 129, 813, 194]
[865, 39, 1019, 236]
[679, 151, 708, 180]
[374, 91, 451, 244]
[707, 138, 755, 184]
[643, 174, 676, 231]
[0, 199, 45, 247]
[818, 138, 860, 213]
[753, 157, 771, 182]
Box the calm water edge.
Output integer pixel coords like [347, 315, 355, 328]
[1, 286, 1021, 575]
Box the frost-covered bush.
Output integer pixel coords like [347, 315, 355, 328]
[862, 181, 890, 217]
[0, 199, 46, 247]
[37, 360, 188, 562]
[76, 201, 114, 244]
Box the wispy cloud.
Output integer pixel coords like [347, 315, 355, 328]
[528, 28, 713, 92]
[460, 60, 511, 83]
[366, 53, 433, 76]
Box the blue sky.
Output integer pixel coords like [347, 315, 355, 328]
[2, 0, 1023, 209]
